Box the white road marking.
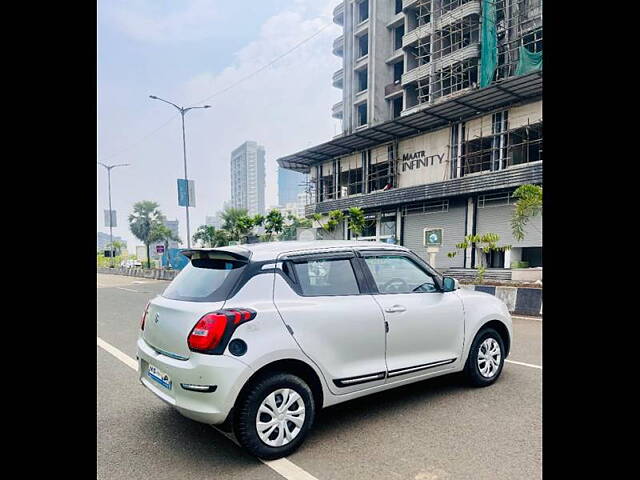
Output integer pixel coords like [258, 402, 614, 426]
[116, 287, 142, 293]
[98, 336, 320, 480]
[512, 315, 542, 322]
[97, 337, 138, 371]
[505, 359, 542, 370]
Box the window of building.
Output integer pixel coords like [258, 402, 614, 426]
[522, 27, 543, 53]
[364, 256, 438, 293]
[395, 0, 403, 15]
[434, 58, 477, 99]
[357, 33, 369, 58]
[356, 67, 368, 92]
[521, 247, 542, 267]
[393, 61, 404, 82]
[339, 166, 363, 196]
[450, 122, 465, 179]
[392, 96, 403, 119]
[319, 171, 334, 202]
[357, 102, 368, 127]
[441, 0, 472, 14]
[357, 0, 369, 23]
[507, 122, 542, 166]
[491, 111, 509, 171]
[368, 160, 393, 191]
[394, 25, 405, 50]
[484, 250, 505, 269]
[404, 199, 449, 215]
[292, 259, 361, 296]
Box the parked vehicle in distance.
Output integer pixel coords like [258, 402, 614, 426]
[137, 241, 512, 459]
[121, 259, 142, 268]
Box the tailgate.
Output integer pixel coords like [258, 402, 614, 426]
[143, 296, 225, 359]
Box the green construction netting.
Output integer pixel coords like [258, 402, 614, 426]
[480, 0, 497, 88]
[515, 46, 542, 76]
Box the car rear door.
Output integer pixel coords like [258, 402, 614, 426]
[273, 250, 387, 395]
[358, 251, 465, 380]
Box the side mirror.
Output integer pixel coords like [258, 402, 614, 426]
[442, 276, 459, 292]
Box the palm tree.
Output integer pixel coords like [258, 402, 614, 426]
[128, 201, 164, 268]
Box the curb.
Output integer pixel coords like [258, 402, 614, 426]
[460, 284, 542, 316]
[97, 267, 178, 281]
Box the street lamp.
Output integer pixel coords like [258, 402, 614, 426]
[149, 95, 211, 248]
[98, 162, 131, 267]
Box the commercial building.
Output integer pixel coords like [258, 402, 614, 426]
[278, 167, 306, 206]
[230, 141, 266, 216]
[278, 0, 542, 279]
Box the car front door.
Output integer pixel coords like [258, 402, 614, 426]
[359, 251, 465, 380]
[273, 250, 387, 395]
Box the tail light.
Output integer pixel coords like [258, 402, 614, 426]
[187, 308, 256, 354]
[141, 302, 150, 331]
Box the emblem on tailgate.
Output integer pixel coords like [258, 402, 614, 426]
[154, 313, 160, 324]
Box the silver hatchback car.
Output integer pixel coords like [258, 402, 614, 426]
[137, 240, 512, 459]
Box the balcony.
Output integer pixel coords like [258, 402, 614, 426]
[386, 11, 404, 29]
[333, 2, 344, 26]
[385, 48, 404, 64]
[438, 1, 481, 30]
[332, 68, 344, 89]
[385, 81, 403, 98]
[332, 101, 343, 119]
[402, 0, 419, 10]
[402, 22, 431, 49]
[433, 43, 480, 71]
[333, 35, 344, 57]
[401, 62, 429, 86]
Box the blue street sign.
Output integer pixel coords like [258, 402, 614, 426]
[177, 179, 189, 207]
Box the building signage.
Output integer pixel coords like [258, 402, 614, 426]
[401, 152, 445, 172]
[424, 228, 443, 247]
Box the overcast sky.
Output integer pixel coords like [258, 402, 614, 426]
[98, 0, 342, 251]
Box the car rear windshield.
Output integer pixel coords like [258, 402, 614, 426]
[162, 255, 247, 302]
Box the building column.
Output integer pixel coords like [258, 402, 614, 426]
[465, 196, 475, 268]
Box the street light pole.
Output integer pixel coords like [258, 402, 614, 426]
[149, 95, 211, 248]
[98, 162, 130, 267]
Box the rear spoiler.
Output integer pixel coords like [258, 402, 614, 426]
[180, 247, 252, 262]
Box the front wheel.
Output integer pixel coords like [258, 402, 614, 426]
[234, 373, 315, 459]
[464, 327, 506, 387]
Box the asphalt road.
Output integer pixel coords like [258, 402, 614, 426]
[97, 273, 541, 480]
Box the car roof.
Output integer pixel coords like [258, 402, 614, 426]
[183, 240, 409, 262]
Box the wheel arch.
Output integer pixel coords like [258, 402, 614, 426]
[476, 319, 511, 357]
[235, 358, 325, 413]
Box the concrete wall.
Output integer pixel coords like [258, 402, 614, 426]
[461, 284, 542, 316]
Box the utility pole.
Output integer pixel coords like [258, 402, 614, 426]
[149, 95, 211, 248]
[98, 162, 130, 267]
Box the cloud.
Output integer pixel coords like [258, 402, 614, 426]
[177, 0, 342, 214]
[106, 0, 223, 44]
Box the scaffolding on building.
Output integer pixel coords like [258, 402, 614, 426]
[408, 0, 542, 109]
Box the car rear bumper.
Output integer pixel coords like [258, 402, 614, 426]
[137, 336, 252, 425]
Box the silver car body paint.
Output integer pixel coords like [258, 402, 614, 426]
[137, 240, 513, 424]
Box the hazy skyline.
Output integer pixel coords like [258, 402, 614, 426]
[98, 0, 341, 251]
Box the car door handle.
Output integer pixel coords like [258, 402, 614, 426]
[385, 305, 406, 313]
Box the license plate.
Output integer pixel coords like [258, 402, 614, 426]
[147, 364, 172, 390]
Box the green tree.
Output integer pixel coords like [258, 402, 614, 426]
[221, 207, 249, 241]
[128, 200, 164, 268]
[192, 225, 228, 247]
[149, 223, 182, 257]
[281, 214, 312, 241]
[264, 209, 285, 240]
[448, 233, 512, 283]
[347, 207, 366, 239]
[511, 184, 542, 242]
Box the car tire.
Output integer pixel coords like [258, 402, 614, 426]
[234, 373, 315, 459]
[464, 327, 506, 387]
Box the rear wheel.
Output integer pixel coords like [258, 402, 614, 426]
[234, 373, 315, 459]
[464, 327, 505, 387]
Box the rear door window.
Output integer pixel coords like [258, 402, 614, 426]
[162, 256, 247, 302]
[291, 258, 361, 296]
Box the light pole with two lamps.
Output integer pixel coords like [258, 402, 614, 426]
[98, 162, 130, 267]
[149, 95, 210, 248]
